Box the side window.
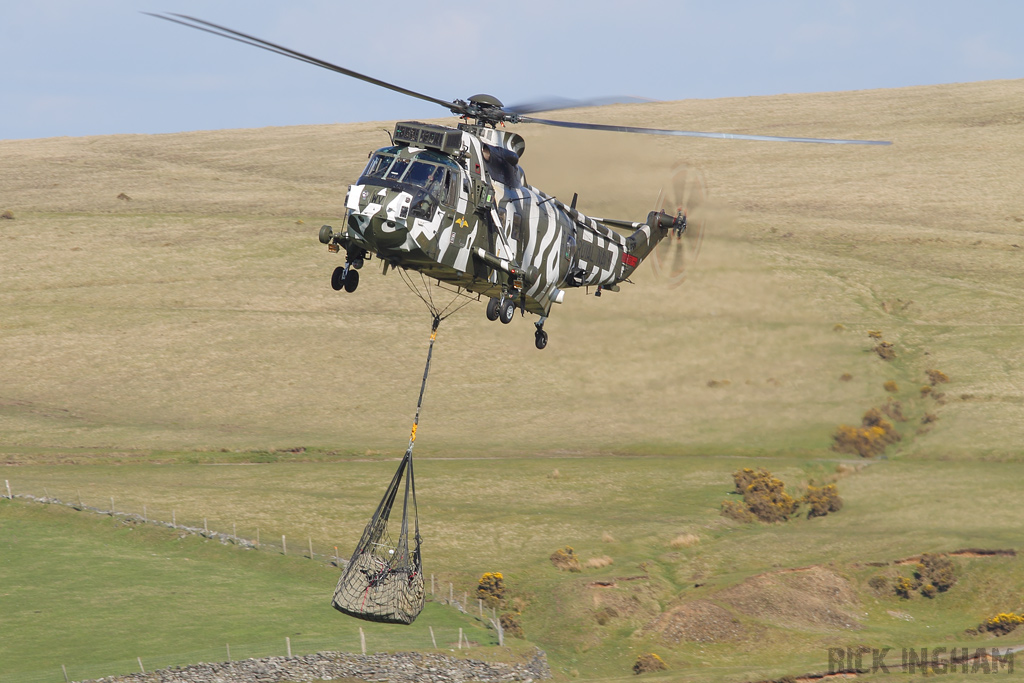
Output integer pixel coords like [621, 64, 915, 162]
[511, 212, 522, 241]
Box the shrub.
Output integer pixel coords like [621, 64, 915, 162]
[926, 369, 950, 385]
[595, 606, 618, 625]
[868, 330, 883, 339]
[725, 468, 798, 523]
[0, 210, 14, 220]
[920, 583, 937, 599]
[499, 612, 525, 638]
[894, 576, 917, 599]
[979, 613, 1024, 636]
[803, 483, 843, 518]
[720, 499, 756, 523]
[477, 572, 505, 608]
[920, 385, 932, 396]
[833, 324, 846, 332]
[832, 408, 902, 458]
[549, 546, 581, 572]
[874, 341, 896, 360]
[633, 653, 667, 675]
[917, 553, 957, 592]
[883, 380, 899, 393]
[839, 372, 853, 381]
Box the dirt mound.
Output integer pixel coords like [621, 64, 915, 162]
[647, 599, 747, 643]
[718, 566, 860, 631]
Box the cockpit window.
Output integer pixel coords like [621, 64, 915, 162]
[361, 153, 395, 179]
[386, 158, 410, 181]
[404, 161, 441, 188]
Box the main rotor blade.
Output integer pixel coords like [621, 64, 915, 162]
[505, 95, 657, 115]
[145, 13, 461, 114]
[518, 115, 892, 145]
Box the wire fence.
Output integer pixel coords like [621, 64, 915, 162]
[2, 480, 507, 683]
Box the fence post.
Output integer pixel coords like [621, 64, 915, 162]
[110, 497, 115, 514]
[226, 643, 231, 662]
[138, 656, 145, 673]
[286, 636, 292, 657]
[77, 489, 82, 507]
[256, 527, 260, 548]
[233, 523, 237, 541]
[458, 627, 463, 649]
[143, 505, 147, 523]
[360, 627, 366, 655]
[431, 574, 435, 595]
[172, 509, 176, 527]
[282, 535, 287, 555]
[204, 518, 208, 533]
[4, 480, 10, 499]
[62, 664, 69, 682]
[308, 536, 313, 559]
[463, 591, 468, 608]
[429, 625, 437, 649]
[479, 598, 483, 617]
[449, 583, 453, 602]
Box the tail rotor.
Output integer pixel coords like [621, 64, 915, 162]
[649, 165, 709, 288]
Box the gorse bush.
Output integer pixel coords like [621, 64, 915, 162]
[832, 408, 901, 458]
[721, 468, 798, 523]
[633, 653, 667, 675]
[926, 369, 950, 386]
[549, 546, 581, 572]
[978, 613, 1024, 636]
[894, 576, 917, 599]
[916, 553, 957, 592]
[476, 572, 505, 608]
[803, 483, 843, 518]
[500, 611, 525, 639]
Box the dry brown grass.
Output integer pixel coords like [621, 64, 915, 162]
[583, 555, 614, 569]
[2, 79, 1024, 459]
[669, 533, 700, 549]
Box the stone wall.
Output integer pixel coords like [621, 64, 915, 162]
[79, 649, 550, 683]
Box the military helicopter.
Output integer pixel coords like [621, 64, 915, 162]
[149, 14, 891, 350]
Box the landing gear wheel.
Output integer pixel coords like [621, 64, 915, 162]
[485, 297, 500, 321]
[344, 268, 360, 293]
[535, 329, 548, 350]
[498, 297, 515, 324]
[331, 266, 346, 291]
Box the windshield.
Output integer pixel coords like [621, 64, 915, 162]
[357, 149, 458, 205]
[361, 153, 395, 179]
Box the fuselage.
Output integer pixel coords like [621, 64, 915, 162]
[331, 121, 667, 317]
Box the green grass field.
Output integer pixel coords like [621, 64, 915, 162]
[2, 78, 1024, 682]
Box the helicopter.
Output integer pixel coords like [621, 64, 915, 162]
[149, 14, 891, 350]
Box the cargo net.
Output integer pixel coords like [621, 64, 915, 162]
[332, 449, 424, 624]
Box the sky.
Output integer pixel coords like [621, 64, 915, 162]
[1, 0, 1022, 140]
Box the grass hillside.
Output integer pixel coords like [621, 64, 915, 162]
[2, 78, 1023, 459]
[2, 79, 1024, 682]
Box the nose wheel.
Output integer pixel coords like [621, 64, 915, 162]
[331, 266, 359, 293]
